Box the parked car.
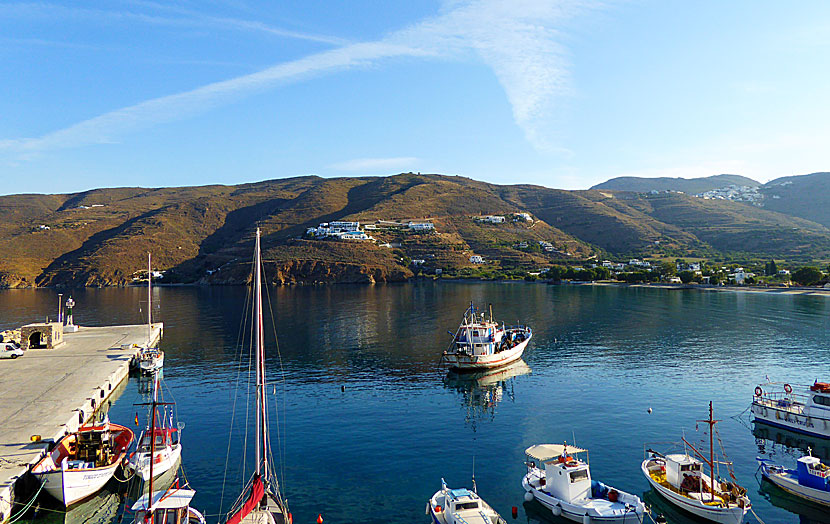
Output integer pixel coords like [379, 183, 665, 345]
[1, 342, 24, 359]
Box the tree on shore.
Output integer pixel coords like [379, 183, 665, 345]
[765, 259, 778, 276]
[792, 266, 823, 286]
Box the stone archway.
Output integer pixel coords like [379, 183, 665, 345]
[28, 331, 43, 349]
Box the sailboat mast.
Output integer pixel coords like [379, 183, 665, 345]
[148, 374, 157, 513]
[254, 229, 268, 480]
[147, 253, 152, 345]
[708, 401, 715, 503]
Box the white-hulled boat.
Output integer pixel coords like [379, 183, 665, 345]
[128, 375, 182, 482]
[642, 403, 750, 524]
[522, 443, 644, 523]
[131, 486, 206, 524]
[31, 420, 134, 506]
[130, 367, 204, 523]
[751, 380, 830, 438]
[427, 479, 506, 524]
[137, 253, 164, 375]
[758, 452, 830, 507]
[442, 302, 531, 371]
[222, 229, 291, 524]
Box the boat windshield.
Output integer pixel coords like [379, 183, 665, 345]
[570, 469, 589, 483]
[455, 502, 479, 510]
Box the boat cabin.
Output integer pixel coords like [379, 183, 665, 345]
[796, 455, 830, 491]
[525, 444, 592, 502]
[132, 488, 197, 524]
[445, 488, 482, 513]
[137, 428, 178, 452]
[455, 320, 504, 356]
[665, 454, 703, 491]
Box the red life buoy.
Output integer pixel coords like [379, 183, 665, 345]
[784, 383, 793, 394]
[755, 386, 763, 397]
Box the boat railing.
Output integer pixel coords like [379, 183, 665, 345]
[755, 390, 810, 405]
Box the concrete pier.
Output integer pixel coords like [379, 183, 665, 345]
[0, 323, 162, 523]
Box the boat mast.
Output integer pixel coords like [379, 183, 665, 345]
[147, 253, 152, 345]
[254, 229, 268, 481]
[707, 401, 716, 503]
[148, 373, 158, 517]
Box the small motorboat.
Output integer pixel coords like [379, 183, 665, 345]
[522, 443, 644, 523]
[442, 302, 532, 371]
[758, 451, 830, 507]
[427, 479, 506, 524]
[642, 403, 750, 524]
[131, 485, 206, 524]
[751, 380, 830, 438]
[31, 419, 134, 506]
[138, 348, 164, 375]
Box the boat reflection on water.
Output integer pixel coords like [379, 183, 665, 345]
[443, 360, 531, 430]
[756, 480, 830, 524]
[753, 420, 830, 462]
[641, 488, 704, 524]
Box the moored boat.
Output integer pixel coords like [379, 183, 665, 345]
[522, 443, 644, 523]
[128, 375, 182, 482]
[136, 253, 164, 375]
[427, 479, 506, 524]
[642, 402, 750, 524]
[442, 302, 531, 371]
[751, 380, 830, 438]
[131, 486, 206, 524]
[758, 452, 830, 507]
[31, 420, 134, 506]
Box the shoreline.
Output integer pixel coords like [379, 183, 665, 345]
[3, 277, 830, 296]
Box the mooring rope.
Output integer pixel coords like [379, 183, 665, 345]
[6, 482, 44, 524]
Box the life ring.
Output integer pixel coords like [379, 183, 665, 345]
[754, 386, 763, 397]
[565, 460, 578, 468]
[784, 383, 793, 394]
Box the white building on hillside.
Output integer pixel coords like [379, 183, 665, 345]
[408, 221, 434, 231]
[470, 255, 485, 264]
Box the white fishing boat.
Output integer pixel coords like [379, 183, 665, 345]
[128, 375, 182, 482]
[642, 403, 750, 524]
[222, 229, 291, 524]
[758, 451, 830, 507]
[751, 380, 830, 438]
[137, 253, 164, 374]
[442, 302, 531, 371]
[31, 419, 134, 506]
[427, 479, 506, 524]
[522, 443, 644, 523]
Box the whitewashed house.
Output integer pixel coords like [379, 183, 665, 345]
[470, 255, 485, 264]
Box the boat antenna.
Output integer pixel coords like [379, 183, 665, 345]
[489, 304, 493, 323]
[471, 456, 477, 494]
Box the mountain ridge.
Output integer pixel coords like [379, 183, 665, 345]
[1, 172, 829, 288]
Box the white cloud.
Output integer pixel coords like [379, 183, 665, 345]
[328, 157, 419, 172]
[1, 0, 591, 156]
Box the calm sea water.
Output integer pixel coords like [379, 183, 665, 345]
[3, 282, 830, 524]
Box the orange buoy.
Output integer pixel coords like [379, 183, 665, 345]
[287, 513, 292, 524]
[435, 505, 442, 512]
[512, 506, 518, 518]
[317, 514, 323, 524]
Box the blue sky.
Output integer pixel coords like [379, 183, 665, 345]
[2, 1, 829, 195]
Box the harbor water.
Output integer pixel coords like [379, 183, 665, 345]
[2, 282, 829, 524]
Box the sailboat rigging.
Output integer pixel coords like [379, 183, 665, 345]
[224, 228, 291, 524]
